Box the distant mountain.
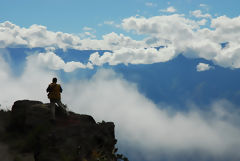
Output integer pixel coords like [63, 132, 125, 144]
[113, 54, 240, 108]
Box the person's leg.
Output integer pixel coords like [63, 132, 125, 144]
[56, 100, 69, 116]
[50, 100, 56, 120]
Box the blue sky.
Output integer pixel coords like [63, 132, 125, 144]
[1, 0, 240, 38]
[1, 0, 240, 161]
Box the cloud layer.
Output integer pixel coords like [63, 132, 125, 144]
[107, 14, 240, 69]
[1, 12, 240, 70]
[1, 11, 240, 70]
[0, 21, 145, 50]
[63, 69, 240, 161]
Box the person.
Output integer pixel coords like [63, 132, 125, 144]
[46, 77, 69, 120]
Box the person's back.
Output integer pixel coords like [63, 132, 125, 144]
[47, 82, 62, 101]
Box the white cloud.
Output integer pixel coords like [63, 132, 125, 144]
[160, 6, 177, 13]
[190, 10, 212, 18]
[197, 19, 207, 25]
[199, 3, 210, 11]
[213, 42, 240, 68]
[0, 21, 27, 48]
[79, 32, 146, 50]
[196, 63, 213, 72]
[30, 51, 93, 72]
[103, 21, 121, 28]
[104, 21, 114, 25]
[89, 46, 176, 66]
[79, 32, 96, 39]
[0, 21, 82, 50]
[122, 14, 198, 37]
[209, 16, 240, 42]
[0, 52, 54, 107]
[83, 27, 93, 31]
[0, 21, 147, 51]
[145, 2, 157, 7]
[120, 14, 240, 70]
[0, 49, 92, 106]
[0, 50, 11, 82]
[200, 4, 208, 7]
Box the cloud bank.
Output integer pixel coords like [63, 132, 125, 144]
[0, 21, 145, 50]
[63, 69, 240, 161]
[1, 12, 240, 70]
[118, 14, 240, 69]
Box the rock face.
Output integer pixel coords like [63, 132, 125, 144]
[0, 100, 128, 161]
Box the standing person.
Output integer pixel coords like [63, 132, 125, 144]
[46, 77, 68, 120]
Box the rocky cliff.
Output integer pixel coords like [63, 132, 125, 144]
[0, 100, 128, 161]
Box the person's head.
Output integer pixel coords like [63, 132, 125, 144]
[52, 77, 57, 83]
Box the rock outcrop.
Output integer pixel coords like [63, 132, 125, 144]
[0, 100, 128, 161]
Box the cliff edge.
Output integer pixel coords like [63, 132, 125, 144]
[0, 100, 128, 161]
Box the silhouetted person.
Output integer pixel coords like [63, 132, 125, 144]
[46, 77, 68, 120]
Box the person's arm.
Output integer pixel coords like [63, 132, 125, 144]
[60, 85, 63, 93]
[46, 85, 51, 92]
